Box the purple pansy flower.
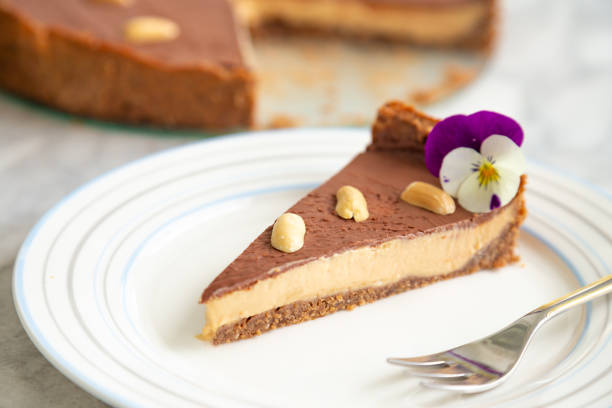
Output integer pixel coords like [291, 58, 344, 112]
[425, 111, 526, 213]
[425, 111, 523, 178]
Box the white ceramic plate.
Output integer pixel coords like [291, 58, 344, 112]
[13, 129, 612, 408]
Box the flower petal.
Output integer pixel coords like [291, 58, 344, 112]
[425, 114, 477, 177]
[480, 135, 526, 175]
[467, 111, 524, 148]
[457, 167, 522, 213]
[425, 111, 523, 177]
[439, 147, 482, 197]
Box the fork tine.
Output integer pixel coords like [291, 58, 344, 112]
[386, 355, 447, 367]
[406, 364, 473, 379]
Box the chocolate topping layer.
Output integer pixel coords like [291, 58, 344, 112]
[0, 0, 246, 67]
[201, 147, 509, 302]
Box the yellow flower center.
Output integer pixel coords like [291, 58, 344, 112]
[477, 160, 500, 187]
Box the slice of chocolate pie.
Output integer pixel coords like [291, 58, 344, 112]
[200, 101, 526, 344]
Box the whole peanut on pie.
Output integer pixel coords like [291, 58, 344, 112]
[271, 213, 306, 253]
[401, 181, 456, 215]
[124, 16, 180, 43]
[335, 185, 369, 222]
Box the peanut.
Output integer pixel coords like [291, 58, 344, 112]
[400, 181, 456, 215]
[335, 185, 369, 222]
[124, 16, 180, 43]
[271, 213, 306, 253]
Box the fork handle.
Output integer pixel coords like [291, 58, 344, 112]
[533, 273, 612, 320]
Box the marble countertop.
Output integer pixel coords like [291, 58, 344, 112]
[1, 0, 611, 406]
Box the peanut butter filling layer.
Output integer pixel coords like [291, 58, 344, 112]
[234, 0, 488, 44]
[202, 201, 517, 339]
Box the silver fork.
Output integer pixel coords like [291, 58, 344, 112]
[387, 273, 612, 393]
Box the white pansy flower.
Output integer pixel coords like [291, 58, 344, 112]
[439, 135, 526, 213]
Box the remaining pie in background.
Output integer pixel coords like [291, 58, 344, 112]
[0, 0, 496, 129]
